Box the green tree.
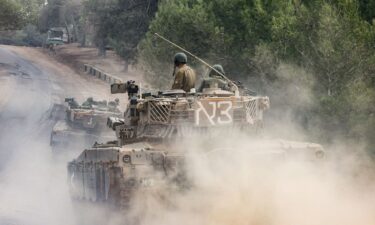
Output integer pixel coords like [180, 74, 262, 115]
[0, 0, 25, 30]
[16, 0, 45, 25]
[138, 0, 375, 153]
[138, 0, 218, 87]
[107, 0, 158, 70]
[358, 0, 375, 22]
[81, 0, 113, 55]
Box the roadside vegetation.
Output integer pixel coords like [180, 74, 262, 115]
[1, 0, 374, 154]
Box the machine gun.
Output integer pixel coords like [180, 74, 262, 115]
[233, 81, 257, 96]
[64, 97, 79, 109]
[111, 80, 139, 99]
[109, 80, 140, 131]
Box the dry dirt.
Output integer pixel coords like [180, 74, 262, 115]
[0, 45, 124, 102]
[0, 67, 13, 109]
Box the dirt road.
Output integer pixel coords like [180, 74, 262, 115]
[0, 45, 122, 225]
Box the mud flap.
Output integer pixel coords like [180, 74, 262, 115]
[67, 163, 85, 199]
[83, 164, 97, 201]
[95, 164, 111, 201]
[68, 162, 111, 202]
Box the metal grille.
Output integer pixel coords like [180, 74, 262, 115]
[245, 99, 258, 124]
[148, 101, 171, 124]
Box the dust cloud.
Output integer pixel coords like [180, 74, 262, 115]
[3, 120, 375, 225]
[122, 134, 375, 225]
[119, 61, 375, 225]
[0, 46, 115, 225]
[0, 103, 119, 225]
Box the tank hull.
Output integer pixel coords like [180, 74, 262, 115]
[67, 137, 324, 208]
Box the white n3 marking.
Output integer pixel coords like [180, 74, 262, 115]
[195, 101, 233, 125]
[217, 101, 233, 124]
[196, 101, 216, 125]
[88, 117, 93, 125]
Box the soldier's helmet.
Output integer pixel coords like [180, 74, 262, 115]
[174, 52, 187, 65]
[87, 97, 93, 102]
[115, 98, 119, 103]
[209, 64, 225, 77]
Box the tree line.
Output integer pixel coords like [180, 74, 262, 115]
[138, 0, 375, 154]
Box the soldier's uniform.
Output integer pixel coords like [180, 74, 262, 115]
[172, 64, 196, 92]
[199, 77, 230, 91]
[82, 97, 95, 108]
[198, 64, 233, 92]
[66, 98, 79, 109]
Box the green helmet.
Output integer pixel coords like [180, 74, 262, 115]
[174, 52, 187, 65]
[87, 97, 93, 102]
[209, 64, 225, 77]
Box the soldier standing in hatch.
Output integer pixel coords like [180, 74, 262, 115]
[171, 52, 196, 92]
[82, 97, 95, 108]
[198, 64, 233, 92]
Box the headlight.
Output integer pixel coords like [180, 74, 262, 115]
[123, 155, 131, 163]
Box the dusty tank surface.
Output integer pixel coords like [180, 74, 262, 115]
[50, 97, 122, 150]
[67, 80, 325, 209]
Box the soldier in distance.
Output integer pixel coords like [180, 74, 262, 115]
[198, 64, 234, 92]
[82, 97, 95, 108]
[171, 52, 196, 92]
[65, 98, 79, 109]
[108, 98, 120, 112]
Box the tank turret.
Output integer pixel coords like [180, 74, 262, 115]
[108, 82, 270, 146]
[50, 97, 122, 149]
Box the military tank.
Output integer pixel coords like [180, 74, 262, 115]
[67, 80, 325, 209]
[50, 97, 122, 150]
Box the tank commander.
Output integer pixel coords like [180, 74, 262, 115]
[65, 98, 79, 109]
[171, 52, 196, 92]
[82, 97, 95, 108]
[198, 64, 234, 92]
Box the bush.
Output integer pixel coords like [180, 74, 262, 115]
[0, 25, 46, 47]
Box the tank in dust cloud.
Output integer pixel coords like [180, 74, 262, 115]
[67, 80, 325, 209]
[50, 97, 122, 150]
